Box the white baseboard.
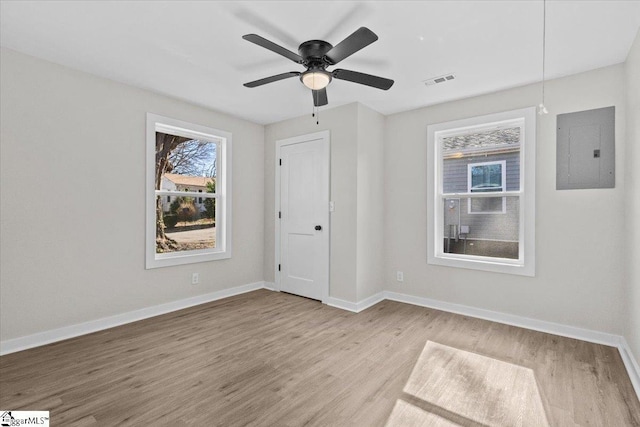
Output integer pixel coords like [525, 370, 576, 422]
[383, 291, 620, 346]
[618, 336, 640, 398]
[0, 281, 266, 355]
[325, 297, 358, 312]
[382, 290, 639, 400]
[3, 282, 638, 401]
[356, 292, 386, 312]
[325, 292, 385, 313]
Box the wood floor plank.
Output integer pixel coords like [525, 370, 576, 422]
[1, 289, 638, 426]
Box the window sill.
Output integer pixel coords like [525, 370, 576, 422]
[428, 253, 534, 277]
[146, 249, 231, 269]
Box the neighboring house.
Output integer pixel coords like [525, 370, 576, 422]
[441, 127, 521, 257]
[161, 173, 214, 213]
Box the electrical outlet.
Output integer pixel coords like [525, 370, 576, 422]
[191, 273, 199, 285]
[396, 271, 404, 282]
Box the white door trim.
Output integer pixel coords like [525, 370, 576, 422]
[275, 130, 330, 303]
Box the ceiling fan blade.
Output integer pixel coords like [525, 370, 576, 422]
[332, 69, 394, 90]
[244, 72, 301, 88]
[324, 27, 378, 65]
[312, 88, 328, 107]
[242, 34, 303, 64]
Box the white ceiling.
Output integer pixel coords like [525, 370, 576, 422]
[1, 1, 639, 125]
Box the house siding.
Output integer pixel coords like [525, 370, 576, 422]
[160, 175, 209, 213]
[442, 151, 520, 241]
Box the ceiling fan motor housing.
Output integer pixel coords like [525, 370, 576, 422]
[298, 40, 333, 68]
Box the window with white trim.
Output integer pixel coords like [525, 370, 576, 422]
[427, 107, 535, 276]
[146, 113, 232, 269]
[468, 160, 506, 214]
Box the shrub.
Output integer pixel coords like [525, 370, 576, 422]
[176, 201, 197, 224]
[170, 197, 187, 214]
[204, 198, 216, 220]
[163, 214, 178, 229]
[204, 180, 216, 220]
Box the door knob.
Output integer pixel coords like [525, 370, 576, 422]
[315, 225, 322, 231]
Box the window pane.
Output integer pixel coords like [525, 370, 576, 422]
[442, 127, 520, 194]
[147, 114, 231, 268]
[155, 132, 217, 193]
[155, 132, 217, 254]
[468, 162, 505, 213]
[429, 108, 535, 275]
[443, 196, 519, 259]
[471, 164, 503, 190]
[156, 195, 216, 254]
[469, 196, 504, 213]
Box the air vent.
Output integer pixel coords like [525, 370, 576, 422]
[424, 73, 456, 86]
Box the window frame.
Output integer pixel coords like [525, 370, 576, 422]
[146, 113, 232, 269]
[467, 160, 507, 214]
[427, 107, 535, 276]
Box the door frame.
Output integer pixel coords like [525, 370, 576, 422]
[275, 130, 330, 303]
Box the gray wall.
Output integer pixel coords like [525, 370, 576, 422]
[1, 37, 638, 374]
[264, 103, 359, 302]
[0, 48, 265, 341]
[624, 29, 640, 372]
[263, 103, 385, 303]
[355, 105, 386, 301]
[384, 64, 627, 334]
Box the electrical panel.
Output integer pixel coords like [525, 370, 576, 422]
[557, 106, 615, 190]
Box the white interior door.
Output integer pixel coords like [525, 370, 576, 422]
[277, 131, 329, 301]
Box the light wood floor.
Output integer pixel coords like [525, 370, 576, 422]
[1, 290, 638, 426]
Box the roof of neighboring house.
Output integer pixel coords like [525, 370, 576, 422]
[164, 173, 214, 187]
[442, 126, 521, 159]
[443, 127, 520, 152]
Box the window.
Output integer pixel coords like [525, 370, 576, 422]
[427, 107, 535, 276]
[146, 113, 232, 269]
[468, 161, 506, 214]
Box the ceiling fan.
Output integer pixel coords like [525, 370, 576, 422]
[242, 27, 394, 107]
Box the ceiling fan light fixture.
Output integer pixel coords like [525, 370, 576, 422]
[301, 71, 331, 90]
